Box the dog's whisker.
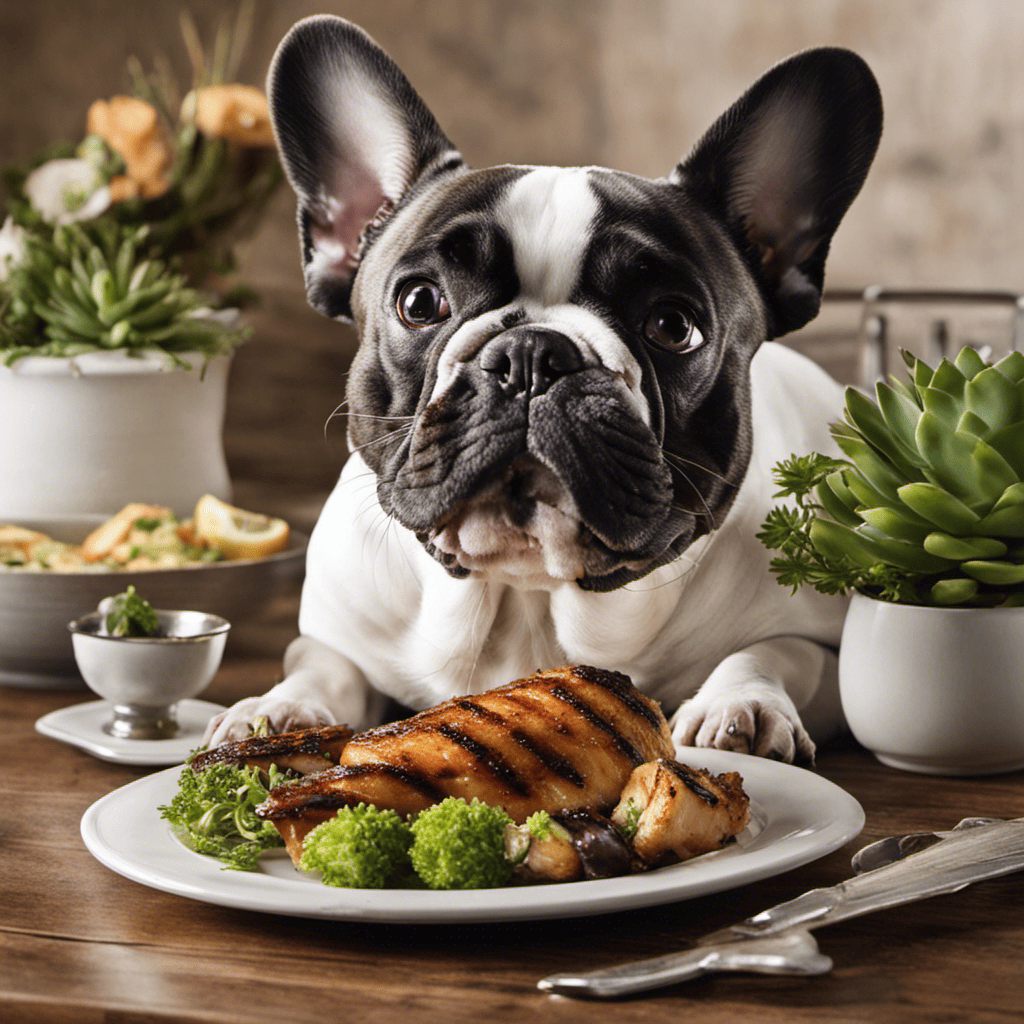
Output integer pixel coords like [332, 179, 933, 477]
[324, 401, 348, 439]
[662, 450, 734, 487]
[668, 464, 716, 525]
[345, 412, 415, 422]
[346, 425, 413, 455]
[339, 465, 378, 488]
[325, 402, 414, 441]
[670, 501, 715, 520]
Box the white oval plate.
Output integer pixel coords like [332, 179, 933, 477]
[80, 748, 863, 923]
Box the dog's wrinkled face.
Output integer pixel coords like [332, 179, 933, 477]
[269, 18, 882, 591]
[348, 166, 759, 589]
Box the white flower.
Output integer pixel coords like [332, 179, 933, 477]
[187, 306, 242, 328]
[23, 158, 112, 225]
[0, 217, 27, 282]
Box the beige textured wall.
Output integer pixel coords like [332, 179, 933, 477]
[2, 0, 1023, 499]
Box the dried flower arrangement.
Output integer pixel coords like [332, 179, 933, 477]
[0, 3, 282, 366]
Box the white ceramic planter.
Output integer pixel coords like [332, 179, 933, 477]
[839, 592, 1024, 776]
[0, 349, 232, 517]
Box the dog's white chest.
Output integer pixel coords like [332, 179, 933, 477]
[298, 343, 847, 713]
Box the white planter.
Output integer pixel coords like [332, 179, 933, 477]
[0, 349, 232, 517]
[839, 592, 1024, 776]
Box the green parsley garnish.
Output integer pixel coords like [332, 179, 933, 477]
[104, 585, 159, 637]
[617, 798, 643, 841]
[756, 453, 914, 603]
[159, 758, 294, 871]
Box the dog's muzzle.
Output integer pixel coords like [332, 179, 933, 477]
[384, 323, 682, 586]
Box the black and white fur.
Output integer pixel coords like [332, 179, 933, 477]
[205, 17, 883, 762]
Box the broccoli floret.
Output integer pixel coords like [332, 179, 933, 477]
[525, 810, 554, 839]
[103, 585, 159, 637]
[300, 804, 413, 889]
[524, 810, 572, 842]
[409, 797, 514, 889]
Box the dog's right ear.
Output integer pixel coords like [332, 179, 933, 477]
[268, 16, 461, 320]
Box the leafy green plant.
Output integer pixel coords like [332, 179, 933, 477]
[758, 346, 1024, 607]
[159, 757, 295, 871]
[0, 3, 279, 365]
[103, 585, 160, 637]
[0, 219, 248, 364]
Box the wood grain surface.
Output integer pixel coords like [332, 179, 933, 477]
[3, 656, 1023, 1024]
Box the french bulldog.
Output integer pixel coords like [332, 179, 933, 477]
[205, 16, 883, 763]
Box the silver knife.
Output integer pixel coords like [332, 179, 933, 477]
[539, 816, 1024, 999]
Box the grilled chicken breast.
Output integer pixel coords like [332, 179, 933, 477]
[611, 759, 750, 866]
[190, 724, 355, 777]
[257, 665, 674, 864]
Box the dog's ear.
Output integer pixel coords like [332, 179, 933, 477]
[268, 16, 461, 320]
[672, 48, 882, 337]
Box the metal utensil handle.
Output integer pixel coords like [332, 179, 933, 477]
[740, 817, 1024, 937]
[834, 816, 1024, 920]
[540, 818, 1024, 998]
[538, 930, 831, 999]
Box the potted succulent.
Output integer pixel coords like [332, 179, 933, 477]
[0, 5, 281, 518]
[759, 345, 1024, 775]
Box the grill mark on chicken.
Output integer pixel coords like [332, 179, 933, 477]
[258, 763, 445, 819]
[550, 684, 643, 765]
[498, 691, 573, 735]
[433, 723, 531, 795]
[452, 696, 586, 787]
[569, 665, 663, 731]
[255, 666, 675, 863]
[611, 759, 750, 867]
[664, 759, 720, 805]
[189, 724, 354, 775]
[452, 697, 502, 721]
[509, 728, 586, 787]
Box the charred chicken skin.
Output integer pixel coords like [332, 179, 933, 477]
[611, 758, 751, 866]
[256, 665, 674, 864]
[190, 724, 355, 777]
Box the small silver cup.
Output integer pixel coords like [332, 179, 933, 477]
[68, 609, 230, 739]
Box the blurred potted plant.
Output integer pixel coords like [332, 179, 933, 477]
[0, 4, 282, 517]
[758, 345, 1024, 775]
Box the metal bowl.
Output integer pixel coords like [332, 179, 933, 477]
[1, 514, 306, 688]
[69, 609, 231, 739]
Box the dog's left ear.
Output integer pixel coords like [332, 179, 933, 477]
[672, 48, 882, 337]
[267, 16, 461, 320]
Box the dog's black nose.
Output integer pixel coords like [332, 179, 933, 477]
[479, 327, 584, 399]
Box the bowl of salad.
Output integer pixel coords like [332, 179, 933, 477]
[0, 496, 306, 688]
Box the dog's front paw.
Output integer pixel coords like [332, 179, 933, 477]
[202, 696, 337, 747]
[670, 687, 815, 765]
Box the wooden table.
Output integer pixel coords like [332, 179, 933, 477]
[3, 657, 1023, 1024]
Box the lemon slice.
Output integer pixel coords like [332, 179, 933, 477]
[193, 494, 290, 560]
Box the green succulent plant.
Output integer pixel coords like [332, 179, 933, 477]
[0, 218, 248, 366]
[758, 345, 1024, 607]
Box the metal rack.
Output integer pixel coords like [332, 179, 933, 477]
[815, 287, 1024, 386]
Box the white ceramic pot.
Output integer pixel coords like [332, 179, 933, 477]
[0, 349, 232, 517]
[839, 592, 1024, 776]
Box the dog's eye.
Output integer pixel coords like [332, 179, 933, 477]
[643, 302, 704, 353]
[397, 279, 451, 327]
